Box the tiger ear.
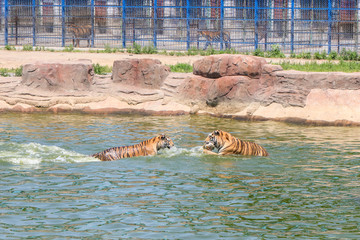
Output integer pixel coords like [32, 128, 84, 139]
[160, 134, 166, 140]
[214, 130, 220, 135]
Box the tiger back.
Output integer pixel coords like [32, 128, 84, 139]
[67, 23, 92, 47]
[92, 134, 174, 161]
[203, 130, 268, 157]
[199, 30, 231, 50]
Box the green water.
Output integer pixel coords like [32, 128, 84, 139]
[0, 113, 359, 239]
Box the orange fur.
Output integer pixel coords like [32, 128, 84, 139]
[92, 134, 174, 161]
[203, 130, 268, 156]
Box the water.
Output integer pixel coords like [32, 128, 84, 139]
[0, 113, 359, 239]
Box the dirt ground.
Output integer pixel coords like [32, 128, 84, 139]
[0, 49, 206, 69]
[0, 49, 310, 69]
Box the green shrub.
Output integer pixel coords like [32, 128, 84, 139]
[5, 45, 16, 51]
[169, 63, 193, 73]
[295, 52, 312, 59]
[104, 44, 115, 53]
[35, 46, 45, 51]
[187, 47, 200, 56]
[328, 51, 338, 60]
[266, 45, 285, 58]
[142, 45, 158, 54]
[0, 68, 10, 77]
[279, 60, 360, 72]
[22, 44, 33, 51]
[15, 66, 23, 77]
[313, 50, 327, 60]
[290, 52, 296, 58]
[93, 63, 112, 75]
[253, 48, 265, 57]
[340, 48, 358, 61]
[63, 45, 74, 52]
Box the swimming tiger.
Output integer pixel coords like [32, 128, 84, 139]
[199, 30, 231, 50]
[92, 134, 174, 161]
[203, 130, 269, 156]
[67, 23, 92, 47]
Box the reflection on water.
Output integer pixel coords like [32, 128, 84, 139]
[0, 113, 360, 239]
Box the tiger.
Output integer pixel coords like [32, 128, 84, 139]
[91, 134, 174, 161]
[199, 30, 231, 50]
[67, 23, 92, 47]
[203, 130, 269, 157]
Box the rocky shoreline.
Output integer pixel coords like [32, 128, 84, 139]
[1, 54, 360, 126]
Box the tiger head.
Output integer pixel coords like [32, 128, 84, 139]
[203, 130, 232, 150]
[156, 134, 174, 150]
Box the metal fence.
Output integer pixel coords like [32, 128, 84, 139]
[0, 0, 359, 53]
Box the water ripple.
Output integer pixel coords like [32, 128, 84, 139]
[0, 114, 360, 239]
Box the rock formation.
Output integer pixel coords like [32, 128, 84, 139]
[1, 54, 360, 126]
[21, 60, 94, 92]
[112, 58, 170, 88]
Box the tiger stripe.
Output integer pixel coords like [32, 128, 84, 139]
[203, 130, 268, 157]
[199, 30, 231, 50]
[67, 23, 92, 47]
[92, 134, 174, 161]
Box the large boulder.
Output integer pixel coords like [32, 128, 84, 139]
[177, 75, 254, 107]
[112, 58, 170, 89]
[21, 60, 94, 91]
[193, 54, 267, 79]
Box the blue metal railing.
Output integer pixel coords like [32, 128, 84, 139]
[0, 0, 359, 54]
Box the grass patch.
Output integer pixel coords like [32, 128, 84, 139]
[93, 63, 112, 75]
[279, 60, 360, 72]
[0, 66, 23, 77]
[22, 44, 33, 51]
[64, 45, 74, 52]
[169, 63, 193, 73]
[5, 45, 16, 51]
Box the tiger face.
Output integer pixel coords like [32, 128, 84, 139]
[156, 134, 174, 150]
[203, 140, 215, 150]
[203, 130, 222, 150]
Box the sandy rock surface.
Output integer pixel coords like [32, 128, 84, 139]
[1, 50, 360, 126]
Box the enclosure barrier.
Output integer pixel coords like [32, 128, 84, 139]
[0, 0, 359, 54]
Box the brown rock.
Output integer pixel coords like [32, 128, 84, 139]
[112, 58, 170, 89]
[21, 61, 94, 91]
[193, 54, 266, 79]
[177, 75, 254, 107]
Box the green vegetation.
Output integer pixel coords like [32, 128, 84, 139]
[35, 46, 46, 51]
[93, 63, 112, 75]
[266, 45, 286, 58]
[5, 45, 16, 51]
[169, 63, 193, 73]
[279, 60, 360, 73]
[64, 44, 74, 52]
[0, 66, 23, 77]
[0, 68, 10, 77]
[22, 44, 33, 51]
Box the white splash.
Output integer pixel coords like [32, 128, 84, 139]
[161, 146, 203, 158]
[0, 142, 98, 165]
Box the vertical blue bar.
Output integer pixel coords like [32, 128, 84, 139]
[4, 0, 8, 46]
[220, 0, 224, 50]
[291, 0, 294, 53]
[61, 0, 65, 47]
[186, 0, 190, 50]
[153, 0, 157, 48]
[254, 0, 258, 50]
[32, 0, 36, 46]
[91, 0, 94, 48]
[122, 0, 126, 48]
[327, 0, 332, 54]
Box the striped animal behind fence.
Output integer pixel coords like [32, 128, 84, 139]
[199, 30, 231, 50]
[67, 23, 92, 47]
